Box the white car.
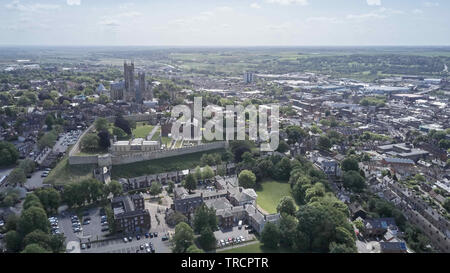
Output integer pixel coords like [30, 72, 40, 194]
[123, 237, 128, 243]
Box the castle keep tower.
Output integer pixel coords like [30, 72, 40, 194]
[124, 61, 135, 102]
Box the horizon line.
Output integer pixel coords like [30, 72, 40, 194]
[1, 44, 450, 48]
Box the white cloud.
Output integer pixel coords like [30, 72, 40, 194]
[424, 2, 439, 7]
[5, 0, 60, 12]
[250, 3, 262, 9]
[265, 0, 309, 6]
[306, 17, 340, 24]
[367, 0, 381, 6]
[412, 9, 423, 14]
[66, 0, 81, 6]
[347, 7, 403, 20]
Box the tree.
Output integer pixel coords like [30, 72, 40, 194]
[4, 230, 22, 252]
[81, 133, 100, 152]
[276, 141, 290, 153]
[193, 204, 217, 233]
[277, 196, 297, 216]
[21, 243, 51, 253]
[202, 165, 215, 182]
[184, 173, 197, 194]
[197, 227, 216, 250]
[18, 206, 50, 235]
[318, 136, 332, 150]
[343, 171, 366, 193]
[114, 115, 131, 135]
[329, 242, 356, 253]
[7, 168, 26, 187]
[230, 140, 253, 162]
[167, 181, 175, 194]
[4, 214, 19, 231]
[273, 157, 292, 181]
[444, 198, 450, 213]
[279, 214, 298, 248]
[112, 126, 128, 139]
[38, 131, 57, 149]
[107, 180, 123, 197]
[42, 99, 54, 109]
[23, 193, 44, 210]
[23, 230, 52, 251]
[18, 159, 36, 175]
[341, 157, 360, 172]
[166, 211, 188, 227]
[95, 118, 109, 132]
[96, 129, 110, 150]
[3, 193, 19, 207]
[296, 201, 353, 253]
[172, 222, 195, 253]
[186, 244, 204, 253]
[261, 222, 280, 249]
[149, 182, 163, 197]
[194, 166, 203, 182]
[34, 188, 61, 213]
[285, 125, 307, 144]
[238, 170, 256, 189]
[0, 141, 19, 167]
[305, 183, 326, 203]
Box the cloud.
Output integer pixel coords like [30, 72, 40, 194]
[306, 17, 340, 24]
[366, 0, 381, 6]
[347, 7, 403, 20]
[99, 18, 120, 27]
[250, 3, 262, 9]
[412, 9, 423, 14]
[265, 0, 309, 6]
[424, 2, 439, 7]
[5, 0, 60, 12]
[66, 0, 81, 6]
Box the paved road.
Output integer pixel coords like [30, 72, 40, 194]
[24, 171, 46, 190]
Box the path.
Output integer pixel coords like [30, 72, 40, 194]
[146, 125, 160, 141]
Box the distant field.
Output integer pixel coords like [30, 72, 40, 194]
[110, 148, 225, 179]
[256, 180, 298, 214]
[44, 157, 95, 186]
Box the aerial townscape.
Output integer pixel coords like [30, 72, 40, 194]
[0, 0, 449, 258]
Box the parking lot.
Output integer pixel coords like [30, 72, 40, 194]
[82, 234, 172, 253]
[214, 225, 256, 249]
[58, 207, 111, 244]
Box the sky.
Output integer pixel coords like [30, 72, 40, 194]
[0, 0, 449, 46]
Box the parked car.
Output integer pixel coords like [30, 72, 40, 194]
[136, 235, 141, 240]
[153, 232, 158, 237]
[123, 237, 128, 243]
[101, 227, 109, 232]
[145, 233, 149, 238]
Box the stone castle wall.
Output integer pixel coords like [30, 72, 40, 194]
[69, 141, 228, 166]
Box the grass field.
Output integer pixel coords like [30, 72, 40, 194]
[132, 123, 154, 138]
[256, 180, 298, 214]
[110, 148, 225, 179]
[44, 157, 95, 186]
[218, 242, 295, 253]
